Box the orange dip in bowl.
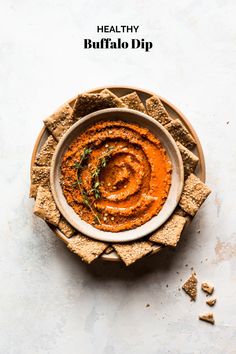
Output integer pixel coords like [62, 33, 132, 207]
[61, 120, 171, 232]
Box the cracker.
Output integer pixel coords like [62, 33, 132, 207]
[33, 186, 60, 226]
[182, 272, 197, 301]
[201, 282, 214, 295]
[176, 142, 199, 179]
[206, 298, 216, 307]
[44, 103, 75, 141]
[165, 119, 196, 149]
[58, 217, 75, 238]
[146, 95, 172, 125]
[179, 174, 211, 216]
[120, 92, 146, 113]
[67, 234, 108, 264]
[149, 214, 187, 247]
[30, 166, 50, 198]
[72, 89, 126, 119]
[113, 241, 152, 266]
[35, 135, 57, 166]
[199, 313, 215, 325]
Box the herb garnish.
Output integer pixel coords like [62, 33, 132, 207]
[72, 145, 114, 224]
[73, 146, 100, 224]
[91, 146, 114, 199]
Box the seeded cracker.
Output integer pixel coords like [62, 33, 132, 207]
[30, 166, 50, 198]
[149, 214, 187, 247]
[33, 186, 60, 226]
[72, 89, 126, 119]
[179, 174, 211, 216]
[146, 95, 172, 125]
[176, 142, 199, 179]
[35, 135, 57, 166]
[165, 119, 196, 149]
[182, 273, 197, 301]
[201, 282, 214, 295]
[113, 241, 152, 266]
[58, 217, 75, 238]
[199, 313, 215, 325]
[67, 234, 108, 264]
[44, 103, 74, 141]
[120, 92, 146, 113]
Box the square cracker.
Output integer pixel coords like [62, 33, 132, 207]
[113, 241, 152, 266]
[67, 234, 108, 264]
[149, 214, 187, 247]
[72, 89, 126, 119]
[120, 92, 146, 113]
[33, 186, 60, 226]
[30, 166, 50, 198]
[146, 95, 172, 125]
[176, 142, 199, 179]
[44, 103, 75, 141]
[35, 135, 57, 166]
[58, 217, 75, 238]
[179, 174, 211, 216]
[165, 119, 196, 149]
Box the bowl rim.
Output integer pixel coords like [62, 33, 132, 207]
[50, 107, 184, 243]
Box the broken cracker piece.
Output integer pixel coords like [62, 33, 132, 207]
[201, 282, 214, 295]
[121, 92, 146, 113]
[104, 246, 114, 254]
[113, 241, 152, 266]
[58, 217, 75, 238]
[35, 135, 57, 166]
[30, 166, 50, 198]
[146, 95, 172, 125]
[206, 298, 216, 307]
[44, 103, 75, 141]
[149, 214, 187, 247]
[72, 89, 126, 119]
[182, 273, 197, 301]
[165, 119, 196, 149]
[67, 234, 108, 264]
[176, 142, 199, 179]
[33, 186, 60, 226]
[199, 313, 215, 325]
[179, 174, 211, 216]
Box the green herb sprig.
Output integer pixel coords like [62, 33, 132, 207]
[72, 146, 101, 224]
[91, 146, 114, 199]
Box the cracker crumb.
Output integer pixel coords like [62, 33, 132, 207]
[201, 282, 214, 295]
[206, 298, 216, 307]
[199, 313, 215, 325]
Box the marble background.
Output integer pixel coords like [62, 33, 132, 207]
[1, 0, 236, 353]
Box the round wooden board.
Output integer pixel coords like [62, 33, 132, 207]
[31, 86, 206, 262]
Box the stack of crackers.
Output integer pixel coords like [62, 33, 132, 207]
[30, 89, 211, 266]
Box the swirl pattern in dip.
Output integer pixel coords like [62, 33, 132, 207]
[61, 120, 172, 232]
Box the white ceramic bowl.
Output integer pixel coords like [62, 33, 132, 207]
[50, 108, 184, 243]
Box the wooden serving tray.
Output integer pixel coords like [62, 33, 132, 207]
[31, 86, 206, 262]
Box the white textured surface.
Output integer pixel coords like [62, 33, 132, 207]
[1, 1, 236, 353]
